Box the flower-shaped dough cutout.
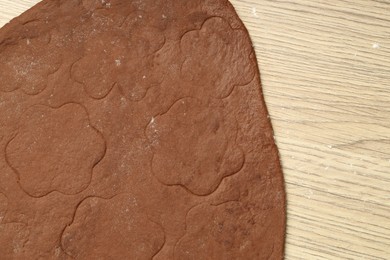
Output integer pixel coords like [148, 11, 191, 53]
[71, 32, 129, 99]
[121, 10, 167, 53]
[146, 98, 244, 196]
[61, 194, 165, 259]
[174, 202, 275, 259]
[181, 17, 255, 98]
[118, 11, 166, 100]
[72, 10, 165, 101]
[0, 34, 62, 95]
[6, 104, 106, 197]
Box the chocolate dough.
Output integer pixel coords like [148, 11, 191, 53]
[0, 0, 286, 259]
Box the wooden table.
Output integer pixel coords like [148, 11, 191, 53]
[1, 0, 389, 259]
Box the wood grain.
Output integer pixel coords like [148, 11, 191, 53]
[1, 0, 390, 259]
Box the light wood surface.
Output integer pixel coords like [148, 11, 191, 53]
[1, 0, 390, 259]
